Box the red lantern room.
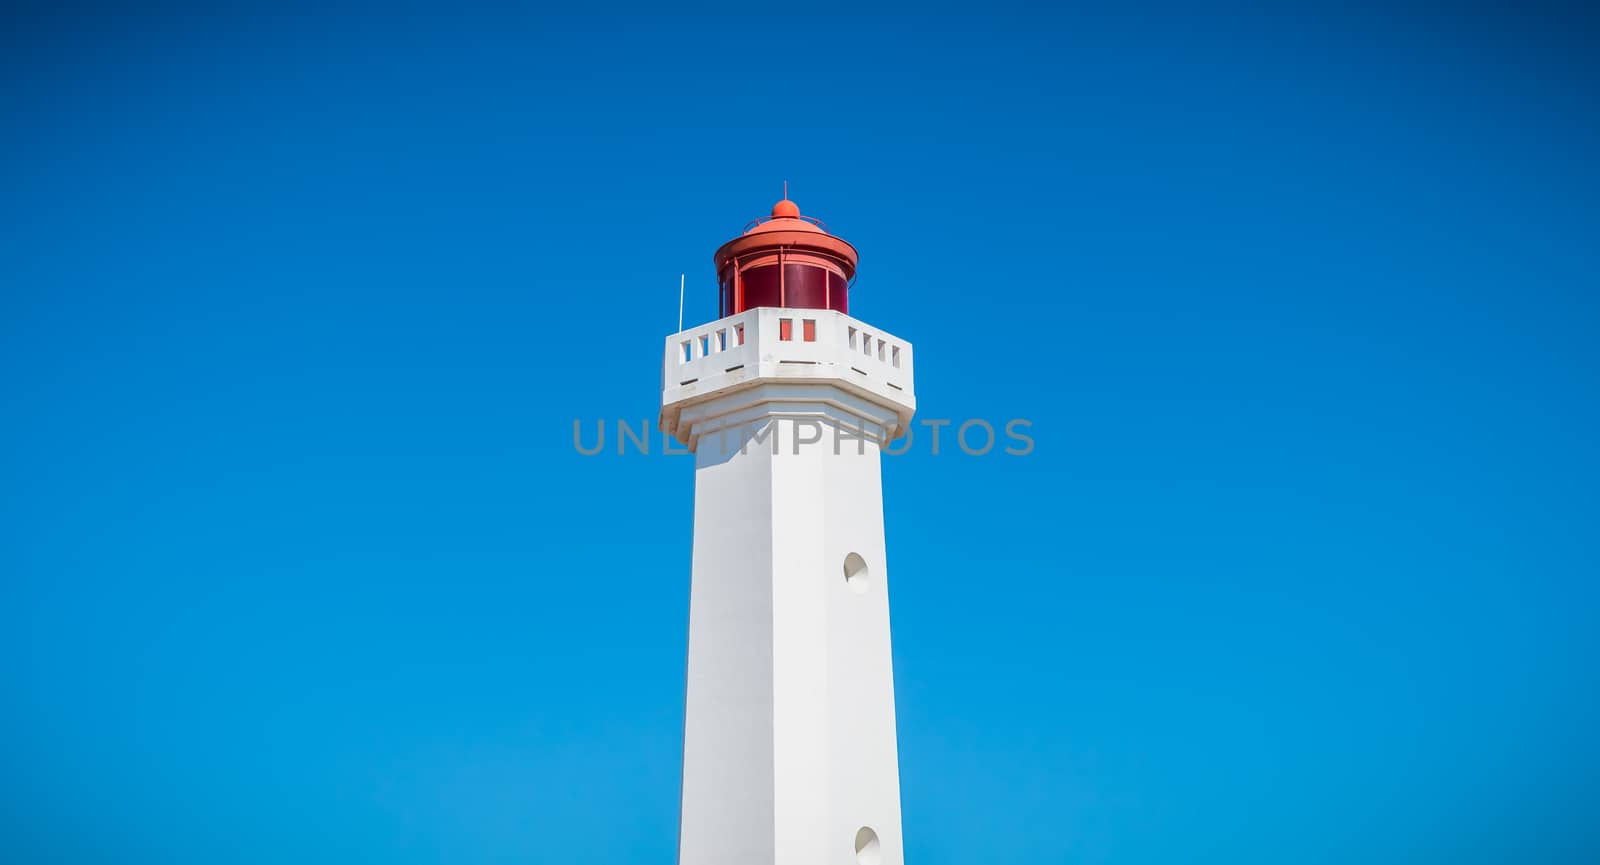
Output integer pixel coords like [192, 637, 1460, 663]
[713, 196, 859, 318]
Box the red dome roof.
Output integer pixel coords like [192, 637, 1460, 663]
[745, 198, 826, 235]
[714, 196, 860, 281]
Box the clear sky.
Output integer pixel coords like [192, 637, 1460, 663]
[3, 3, 1597, 863]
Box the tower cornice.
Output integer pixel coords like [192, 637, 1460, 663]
[659, 307, 916, 450]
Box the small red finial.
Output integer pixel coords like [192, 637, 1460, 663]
[771, 181, 800, 218]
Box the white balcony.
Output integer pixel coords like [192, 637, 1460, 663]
[660, 307, 916, 445]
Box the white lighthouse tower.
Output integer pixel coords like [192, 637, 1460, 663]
[660, 196, 916, 865]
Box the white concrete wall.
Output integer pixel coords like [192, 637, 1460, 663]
[677, 411, 904, 865]
[678, 421, 777, 865]
[817, 424, 902, 865]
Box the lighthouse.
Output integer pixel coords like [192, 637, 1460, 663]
[660, 197, 915, 865]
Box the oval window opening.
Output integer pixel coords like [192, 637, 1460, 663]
[843, 553, 870, 594]
[854, 826, 881, 865]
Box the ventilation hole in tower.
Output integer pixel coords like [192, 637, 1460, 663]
[843, 553, 870, 594]
[854, 826, 881, 865]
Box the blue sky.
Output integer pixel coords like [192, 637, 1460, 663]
[2, 3, 1597, 863]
